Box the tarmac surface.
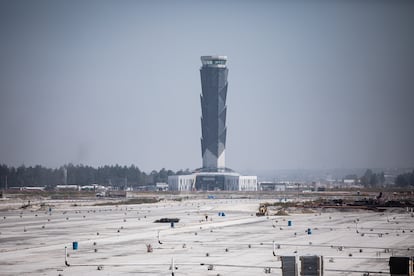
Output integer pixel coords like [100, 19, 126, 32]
[0, 196, 413, 275]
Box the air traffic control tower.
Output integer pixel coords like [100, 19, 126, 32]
[167, 56, 257, 191]
[200, 55, 228, 170]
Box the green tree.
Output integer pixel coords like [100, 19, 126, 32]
[370, 174, 378, 186]
[360, 169, 373, 186]
[378, 172, 385, 185]
[395, 174, 408, 187]
[395, 170, 414, 187]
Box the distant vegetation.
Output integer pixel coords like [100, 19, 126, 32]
[94, 197, 160, 206]
[343, 169, 385, 187]
[0, 164, 191, 189]
[359, 169, 385, 187]
[1, 163, 412, 189]
[394, 170, 414, 187]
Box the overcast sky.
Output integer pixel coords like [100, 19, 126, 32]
[0, 0, 413, 172]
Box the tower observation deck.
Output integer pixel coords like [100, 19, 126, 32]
[200, 55, 228, 170]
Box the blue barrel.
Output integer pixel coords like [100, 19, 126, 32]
[307, 228, 312, 235]
[170, 222, 174, 228]
[72, 241, 78, 250]
[288, 220, 292, 226]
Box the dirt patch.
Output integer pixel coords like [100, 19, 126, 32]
[94, 198, 160, 206]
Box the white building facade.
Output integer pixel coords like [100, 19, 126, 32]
[167, 175, 195, 191]
[168, 173, 257, 191]
[238, 176, 258, 191]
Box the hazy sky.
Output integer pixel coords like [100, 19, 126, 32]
[1, 0, 413, 172]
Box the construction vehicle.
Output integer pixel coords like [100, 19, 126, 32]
[256, 204, 268, 216]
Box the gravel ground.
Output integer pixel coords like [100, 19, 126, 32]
[0, 196, 413, 275]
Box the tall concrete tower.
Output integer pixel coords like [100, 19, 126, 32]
[167, 56, 257, 191]
[200, 55, 228, 170]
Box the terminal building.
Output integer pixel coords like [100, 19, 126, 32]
[168, 56, 257, 191]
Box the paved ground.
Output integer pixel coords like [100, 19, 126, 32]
[0, 196, 413, 275]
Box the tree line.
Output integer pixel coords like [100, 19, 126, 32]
[0, 164, 191, 190]
[345, 169, 414, 187]
[360, 169, 385, 187]
[395, 170, 414, 187]
[344, 169, 386, 187]
[2, 164, 412, 189]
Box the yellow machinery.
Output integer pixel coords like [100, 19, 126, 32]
[256, 204, 268, 216]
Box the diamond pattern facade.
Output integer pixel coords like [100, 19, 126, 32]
[200, 56, 228, 169]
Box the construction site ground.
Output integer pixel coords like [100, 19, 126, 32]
[0, 193, 413, 275]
